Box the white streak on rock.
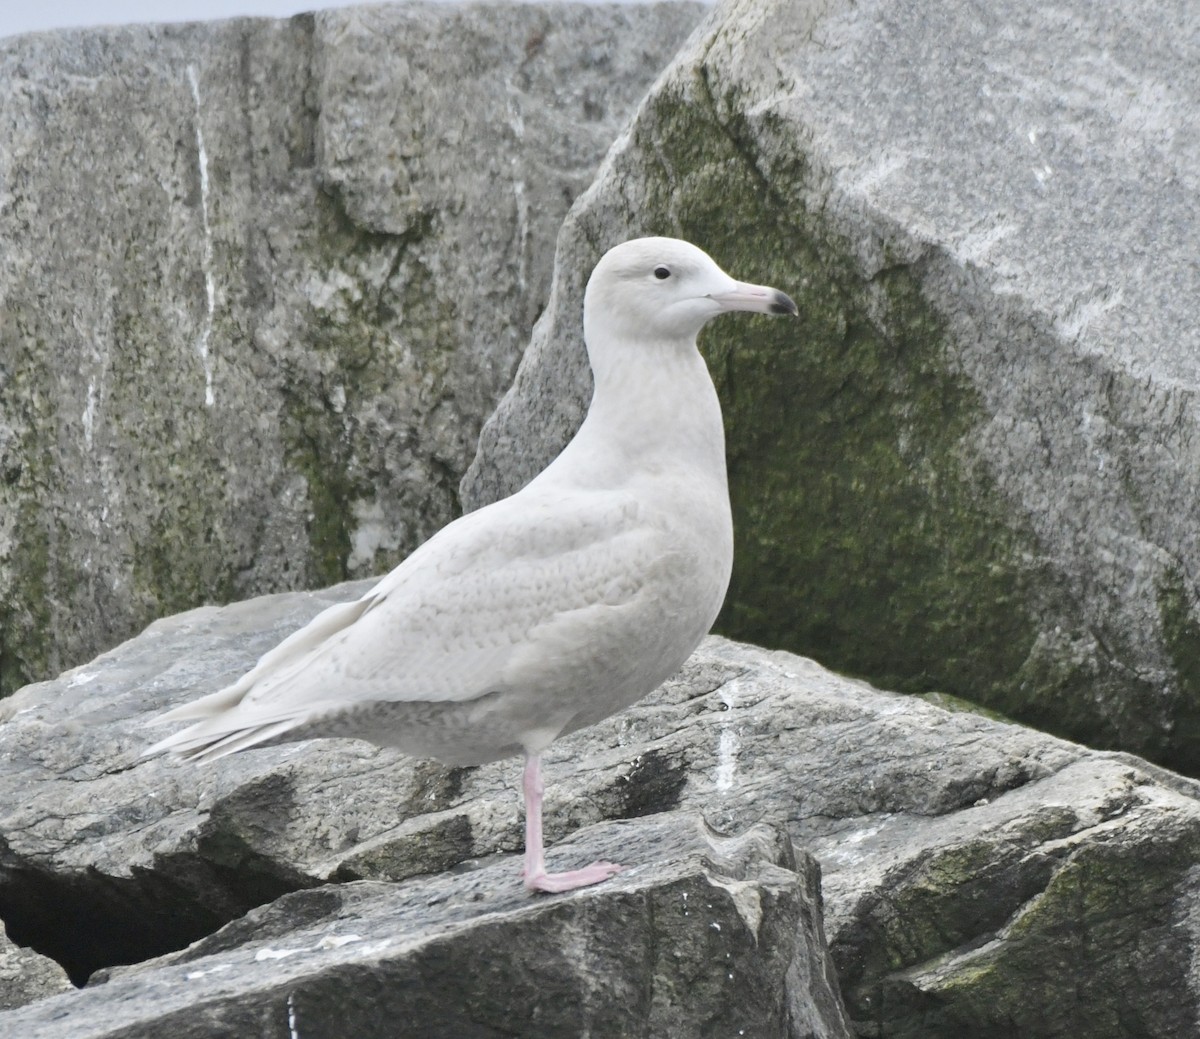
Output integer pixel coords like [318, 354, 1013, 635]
[706, 876, 763, 939]
[1055, 286, 1123, 342]
[715, 680, 740, 793]
[82, 378, 97, 450]
[287, 991, 300, 1039]
[347, 499, 403, 574]
[80, 332, 111, 455]
[183, 963, 231, 981]
[317, 933, 363, 950]
[505, 80, 530, 293]
[254, 946, 303, 962]
[512, 177, 529, 293]
[186, 64, 216, 408]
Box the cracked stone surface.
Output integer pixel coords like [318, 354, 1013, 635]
[0, 926, 72, 1011]
[1, 814, 849, 1039]
[461, 0, 1200, 774]
[0, 0, 707, 696]
[3, 582, 1200, 1035]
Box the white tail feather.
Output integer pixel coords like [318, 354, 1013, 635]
[147, 683, 251, 726]
[142, 590, 380, 754]
[144, 704, 319, 761]
[172, 719, 306, 764]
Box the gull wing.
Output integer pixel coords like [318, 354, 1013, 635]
[145, 486, 669, 757]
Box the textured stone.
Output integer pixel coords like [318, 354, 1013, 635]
[0, 926, 72, 1011]
[460, 0, 1200, 772]
[3, 583, 1200, 1036]
[0, 0, 706, 696]
[1, 814, 845, 1039]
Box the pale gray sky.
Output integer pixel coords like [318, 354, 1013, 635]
[0, 2, 390, 41]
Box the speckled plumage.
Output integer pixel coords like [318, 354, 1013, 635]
[146, 237, 796, 891]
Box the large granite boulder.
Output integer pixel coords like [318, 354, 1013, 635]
[2, 582, 1199, 1036]
[3, 814, 843, 1039]
[0, 0, 706, 696]
[461, 0, 1200, 772]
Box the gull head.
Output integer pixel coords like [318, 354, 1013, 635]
[583, 236, 798, 349]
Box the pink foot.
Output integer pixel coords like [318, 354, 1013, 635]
[523, 860, 622, 894]
[519, 753, 624, 894]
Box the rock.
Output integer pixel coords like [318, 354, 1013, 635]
[3, 582, 1200, 1036]
[1, 814, 848, 1039]
[818, 755, 1200, 1038]
[0, 926, 72, 1011]
[0, 0, 707, 696]
[460, 0, 1200, 772]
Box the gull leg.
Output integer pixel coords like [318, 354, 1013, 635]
[520, 752, 621, 893]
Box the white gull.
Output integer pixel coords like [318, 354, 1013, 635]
[145, 236, 797, 893]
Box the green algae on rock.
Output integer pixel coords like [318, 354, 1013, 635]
[0, 2, 708, 696]
[463, 0, 1200, 774]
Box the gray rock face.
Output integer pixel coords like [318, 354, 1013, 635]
[3, 582, 1200, 1036]
[0, 927, 72, 1011]
[460, 0, 1200, 772]
[0, 0, 706, 696]
[3, 815, 843, 1039]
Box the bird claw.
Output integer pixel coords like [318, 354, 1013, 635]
[523, 860, 623, 894]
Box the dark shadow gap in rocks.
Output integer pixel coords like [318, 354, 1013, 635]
[618, 747, 689, 819]
[0, 849, 318, 986]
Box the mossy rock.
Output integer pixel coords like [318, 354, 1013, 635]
[465, 0, 1200, 775]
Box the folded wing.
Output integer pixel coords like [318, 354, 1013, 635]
[145, 487, 667, 761]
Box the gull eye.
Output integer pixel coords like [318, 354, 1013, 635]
[653, 266, 671, 280]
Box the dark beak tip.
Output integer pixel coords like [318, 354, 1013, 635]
[770, 291, 799, 317]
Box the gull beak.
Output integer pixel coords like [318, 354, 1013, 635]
[708, 280, 799, 317]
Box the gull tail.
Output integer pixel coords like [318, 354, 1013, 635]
[149, 681, 253, 726]
[144, 713, 311, 764]
[141, 591, 381, 763]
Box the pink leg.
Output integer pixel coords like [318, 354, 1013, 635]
[520, 752, 621, 893]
